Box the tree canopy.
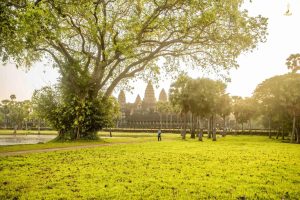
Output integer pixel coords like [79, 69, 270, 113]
[1, 0, 268, 139]
[169, 75, 229, 140]
[1, 0, 267, 98]
[254, 73, 300, 143]
[32, 86, 119, 140]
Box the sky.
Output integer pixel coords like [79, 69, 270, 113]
[0, 0, 299, 103]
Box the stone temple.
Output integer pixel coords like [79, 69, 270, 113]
[117, 81, 173, 128]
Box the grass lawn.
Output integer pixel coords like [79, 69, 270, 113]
[0, 135, 299, 199]
[0, 132, 175, 153]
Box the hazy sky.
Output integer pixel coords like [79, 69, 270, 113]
[0, 0, 299, 102]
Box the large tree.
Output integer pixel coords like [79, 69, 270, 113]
[188, 78, 227, 140]
[216, 93, 232, 136]
[170, 76, 227, 141]
[254, 73, 300, 143]
[169, 74, 191, 139]
[233, 97, 257, 133]
[1, 0, 267, 138]
[32, 86, 119, 140]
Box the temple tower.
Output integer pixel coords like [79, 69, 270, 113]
[159, 88, 167, 102]
[143, 81, 156, 110]
[134, 94, 142, 110]
[118, 90, 126, 108]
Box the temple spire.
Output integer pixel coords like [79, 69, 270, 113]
[118, 90, 126, 108]
[143, 81, 156, 110]
[159, 88, 167, 102]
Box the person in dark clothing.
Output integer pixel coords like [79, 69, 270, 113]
[157, 129, 162, 141]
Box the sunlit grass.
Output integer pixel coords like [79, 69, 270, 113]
[0, 133, 177, 153]
[0, 135, 299, 199]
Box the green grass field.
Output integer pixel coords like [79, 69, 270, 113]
[0, 135, 299, 199]
[0, 131, 176, 153]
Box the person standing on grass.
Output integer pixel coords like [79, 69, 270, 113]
[158, 129, 162, 141]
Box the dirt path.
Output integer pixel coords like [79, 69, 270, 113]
[0, 142, 142, 157]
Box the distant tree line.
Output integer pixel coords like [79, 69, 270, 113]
[168, 54, 300, 143]
[0, 95, 47, 134]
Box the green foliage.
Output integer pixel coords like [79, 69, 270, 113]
[0, 110, 4, 125]
[254, 73, 300, 142]
[217, 94, 232, 119]
[286, 53, 300, 73]
[1, 0, 268, 138]
[1, 0, 268, 96]
[156, 101, 172, 114]
[233, 97, 257, 126]
[169, 76, 228, 118]
[0, 96, 30, 130]
[0, 136, 299, 199]
[32, 86, 120, 140]
[169, 74, 191, 115]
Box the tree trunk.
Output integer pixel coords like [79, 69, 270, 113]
[166, 114, 168, 130]
[208, 117, 212, 138]
[191, 113, 195, 139]
[295, 119, 299, 143]
[76, 127, 80, 140]
[241, 123, 244, 134]
[275, 128, 279, 139]
[198, 129, 203, 141]
[181, 113, 186, 140]
[296, 125, 299, 144]
[249, 119, 252, 134]
[4, 115, 7, 129]
[109, 127, 112, 137]
[291, 113, 296, 143]
[222, 116, 226, 137]
[170, 114, 173, 133]
[13, 124, 17, 135]
[196, 117, 202, 141]
[268, 117, 271, 139]
[25, 120, 28, 136]
[212, 115, 217, 141]
[38, 119, 41, 135]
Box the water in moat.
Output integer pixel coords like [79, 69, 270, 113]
[0, 135, 56, 146]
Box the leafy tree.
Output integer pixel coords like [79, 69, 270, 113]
[6, 96, 28, 134]
[169, 75, 191, 139]
[286, 54, 300, 73]
[22, 100, 32, 131]
[1, 0, 267, 138]
[0, 100, 10, 128]
[216, 94, 232, 136]
[205, 80, 227, 141]
[32, 86, 119, 140]
[187, 78, 225, 140]
[170, 76, 227, 141]
[254, 73, 300, 143]
[233, 97, 257, 133]
[0, 105, 4, 126]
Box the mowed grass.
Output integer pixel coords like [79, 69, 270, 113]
[0, 132, 176, 153]
[0, 136, 299, 199]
